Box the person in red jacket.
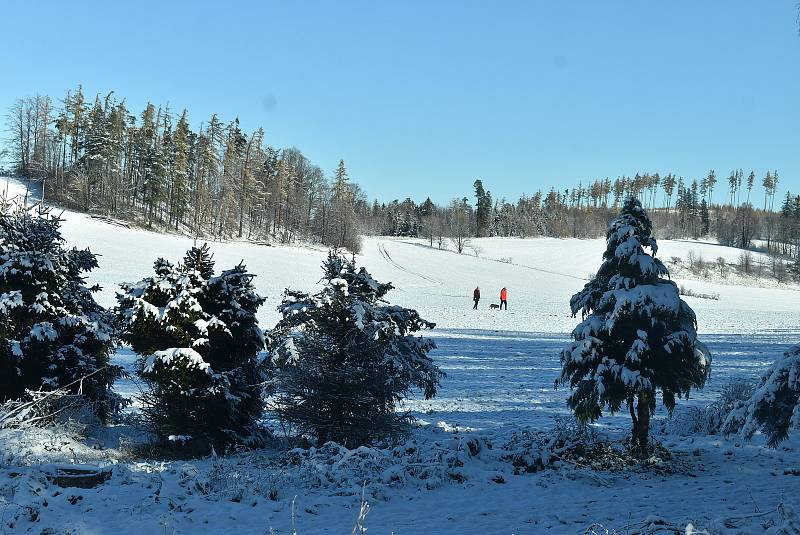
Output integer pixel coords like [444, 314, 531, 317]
[500, 287, 508, 310]
[473, 286, 481, 309]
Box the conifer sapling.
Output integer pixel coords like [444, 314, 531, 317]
[269, 250, 443, 447]
[116, 244, 267, 450]
[0, 201, 119, 417]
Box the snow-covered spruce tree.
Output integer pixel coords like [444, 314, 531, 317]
[722, 344, 800, 446]
[182, 242, 215, 280]
[558, 197, 711, 450]
[0, 202, 119, 417]
[788, 258, 800, 283]
[116, 244, 267, 451]
[268, 250, 443, 447]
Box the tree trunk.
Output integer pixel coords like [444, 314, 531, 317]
[628, 395, 638, 443]
[635, 392, 650, 450]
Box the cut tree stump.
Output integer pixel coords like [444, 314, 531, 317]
[41, 464, 112, 488]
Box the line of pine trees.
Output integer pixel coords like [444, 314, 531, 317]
[2, 88, 795, 260]
[368, 174, 789, 250]
[3, 89, 361, 252]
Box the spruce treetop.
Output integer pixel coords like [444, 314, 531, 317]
[182, 242, 215, 280]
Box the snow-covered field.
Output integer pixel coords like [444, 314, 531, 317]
[2, 177, 800, 534]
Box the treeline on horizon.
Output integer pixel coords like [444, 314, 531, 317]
[3, 87, 800, 259]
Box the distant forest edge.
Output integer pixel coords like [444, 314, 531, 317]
[2, 87, 800, 259]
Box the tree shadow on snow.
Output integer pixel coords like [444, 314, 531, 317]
[405, 328, 800, 435]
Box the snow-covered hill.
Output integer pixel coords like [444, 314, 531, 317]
[7, 177, 793, 335]
[2, 177, 800, 534]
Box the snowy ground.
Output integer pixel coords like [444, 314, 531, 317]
[2, 177, 800, 534]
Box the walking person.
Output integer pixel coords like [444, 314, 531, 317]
[473, 286, 481, 310]
[500, 287, 508, 310]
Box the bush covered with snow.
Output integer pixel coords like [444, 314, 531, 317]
[116, 244, 268, 451]
[558, 197, 711, 450]
[723, 344, 800, 446]
[268, 250, 443, 448]
[666, 380, 755, 436]
[284, 433, 491, 494]
[501, 416, 598, 474]
[0, 201, 119, 418]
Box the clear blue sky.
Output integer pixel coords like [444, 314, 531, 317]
[1, 0, 798, 205]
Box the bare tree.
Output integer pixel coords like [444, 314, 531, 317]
[448, 198, 471, 254]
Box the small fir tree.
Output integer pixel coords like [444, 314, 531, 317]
[722, 344, 800, 446]
[116, 246, 267, 450]
[788, 258, 800, 283]
[558, 198, 711, 450]
[117, 258, 206, 441]
[268, 250, 443, 447]
[0, 202, 119, 416]
[474, 179, 493, 238]
[182, 242, 215, 280]
[198, 263, 267, 443]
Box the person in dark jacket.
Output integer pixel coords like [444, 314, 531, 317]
[473, 286, 481, 309]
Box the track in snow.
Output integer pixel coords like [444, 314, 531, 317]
[377, 241, 444, 285]
[403, 240, 589, 282]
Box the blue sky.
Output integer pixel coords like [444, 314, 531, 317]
[1, 0, 798, 205]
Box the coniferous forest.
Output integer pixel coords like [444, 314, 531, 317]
[3, 87, 800, 262]
[3, 88, 362, 252]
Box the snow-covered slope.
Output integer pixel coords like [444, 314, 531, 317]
[356, 236, 799, 335]
[7, 178, 791, 336]
[2, 177, 800, 534]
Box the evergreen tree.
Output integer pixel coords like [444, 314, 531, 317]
[705, 170, 716, 204]
[268, 251, 443, 447]
[197, 263, 267, 446]
[474, 179, 492, 237]
[788, 258, 800, 283]
[79, 96, 108, 211]
[781, 192, 795, 218]
[558, 198, 711, 450]
[662, 173, 676, 211]
[689, 180, 700, 236]
[0, 201, 119, 416]
[330, 160, 361, 252]
[116, 248, 267, 450]
[700, 198, 710, 236]
[182, 242, 215, 280]
[137, 103, 165, 225]
[763, 171, 774, 211]
[170, 110, 191, 230]
[419, 197, 436, 246]
[69, 86, 86, 164]
[723, 345, 800, 446]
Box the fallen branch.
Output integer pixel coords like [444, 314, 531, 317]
[0, 367, 108, 428]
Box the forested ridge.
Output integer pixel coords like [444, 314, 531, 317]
[3, 87, 800, 261]
[3, 87, 362, 252]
